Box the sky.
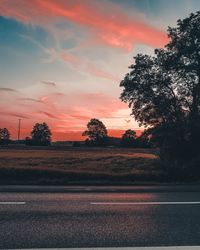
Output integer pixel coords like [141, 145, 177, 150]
[0, 0, 200, 141]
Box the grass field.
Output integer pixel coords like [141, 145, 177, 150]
[0, 146, 168, 185]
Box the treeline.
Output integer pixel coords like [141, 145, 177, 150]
[82, 118, 151, 148]
[0, 123, 51, 146]
[0, 119, 151, 148]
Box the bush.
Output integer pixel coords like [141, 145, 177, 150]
[25, 137, 51, 146]
[72, 141, 81, 147]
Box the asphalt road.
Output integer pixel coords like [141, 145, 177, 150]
[0, 186, 200, 249]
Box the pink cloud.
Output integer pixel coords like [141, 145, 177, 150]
[0, 0, 168, 51]
[86, 63, 119, 81]
[61, 52, 82, 67]
[40, 96, 49, 102]
[38, 0, 168, 50]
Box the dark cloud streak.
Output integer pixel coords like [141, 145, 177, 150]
[38, 111, 59, 119]
[41, 81, 56, 87]
[19, 97, 44, 103]
[0, 111, 29, 119]
[0, 87, 17, 92]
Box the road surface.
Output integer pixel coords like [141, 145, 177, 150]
[0, 185, 200, 249]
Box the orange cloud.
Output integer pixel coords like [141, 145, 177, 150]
[0, 0, 168, 51]
[1, 91, 130, 140]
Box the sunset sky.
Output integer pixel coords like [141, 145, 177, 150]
[1, 0, 200, 141]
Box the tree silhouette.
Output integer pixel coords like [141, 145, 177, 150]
[0, 128, 10, 145]
[83, 118, 108, 146]
[120, 11, 200, 167]
[121, 129, 137, 147]
[31, 122, 51, 146]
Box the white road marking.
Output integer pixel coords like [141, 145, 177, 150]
[91, 201, 200, 205]
[0, 201, 26, 205]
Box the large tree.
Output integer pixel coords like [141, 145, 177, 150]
[31, 122, 52, 146]
[82, 118, 108, 146]
[0, 128, 10, 145]
[136, 129, 152, 148]
[120, 11, 200, 167]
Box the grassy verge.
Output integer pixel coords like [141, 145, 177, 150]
[0, 146, 171, 185]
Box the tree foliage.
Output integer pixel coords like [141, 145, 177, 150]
[83, 118, 108, 146]
[120, 11, 200, 167]
[30, 122, 52, 146]
[121, 129, 137, 147]
[0, 128, 10, 145]
[136, 129, 152, 148]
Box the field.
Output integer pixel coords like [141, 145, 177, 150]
[0, 146, 168, 185]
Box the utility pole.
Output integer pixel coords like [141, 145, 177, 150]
[18, 119, 21, 142]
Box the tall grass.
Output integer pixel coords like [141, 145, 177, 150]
[0, 147, 169, 185]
